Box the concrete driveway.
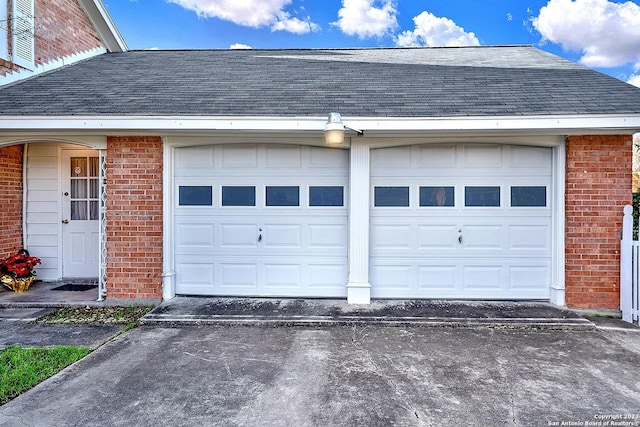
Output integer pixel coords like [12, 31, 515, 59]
[1, 324, 639, 427]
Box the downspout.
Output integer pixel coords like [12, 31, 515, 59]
[22, 143, 28, 250]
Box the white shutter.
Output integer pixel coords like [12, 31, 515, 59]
[12, 0, 34, 69]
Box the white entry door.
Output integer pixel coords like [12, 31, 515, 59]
[173, 144, 349, 297]
[61, 150, 99, 278]
[370, 144, 552, 299]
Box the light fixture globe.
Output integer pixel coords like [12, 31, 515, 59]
[324, 112, 345, 145]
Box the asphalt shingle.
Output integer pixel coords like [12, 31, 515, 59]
[1, 46, 640, 117]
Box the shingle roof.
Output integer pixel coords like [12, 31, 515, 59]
[1, 46, 640, 117]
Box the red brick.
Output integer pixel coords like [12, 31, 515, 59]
[565, 135, 631, 309]
[106, 137, 163, 299]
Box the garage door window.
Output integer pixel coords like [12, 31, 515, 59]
[511, 186, 546, 207]
[222, 186, 256, 206]
[419, 186, 455, 207]
[309, 186, 344, 207]
[266, 186, 299, 206]
[179, 186, 212, 206]
[374, 187, 410, 207]
[465, 186, 500, 207]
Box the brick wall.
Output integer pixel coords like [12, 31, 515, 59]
[106, 137, 163, 299]
[1, 0, 103, 75]
[0, 145, 24, 256]
[565, 135, 632, 309]
[34, 0, 103, 66]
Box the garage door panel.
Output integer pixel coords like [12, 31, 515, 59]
[174, 144, 348, 297]
[175, 223, 215, 251]
[417, 225, 458, 249]
[461, 225, 503, 249]
[309, 147, 349, 168]
[220, 263, 258, 288]
[264, 264, 302, 287]
[262, 224, 302, 248]
[220, 224, 259, 248]
[509, 265, 550, 291]
[221, 145, 258, 168]
[417, 144, 457, 168]
[175, 262, 215, 295]
[309, 264, 349, 288]
[509, 145, 551, 169]
[308, 224, 347, 249]
[462, 265, 504, 290]
[508, 225, 550, 250]
[418, 265, 458, 290]
[370, 143, 552, 300]
[462, 144, 503, 168]
[370, 264, 412, 290]
[371, 224, 412, 249]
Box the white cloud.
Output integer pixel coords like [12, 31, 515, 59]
[167, 0, 319, 34]
[229, 43, 252, 50]
[272, 13, 320, 34]
[396, 11, 480, 47]
[532, 0, 640, 68]
[333, 0, 398, 39]
[629, 74, 640, 88]
[507, 13, 513, 22]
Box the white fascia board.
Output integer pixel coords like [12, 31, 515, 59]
[1, 114, 640, 135]
[77, 0, 128, 52]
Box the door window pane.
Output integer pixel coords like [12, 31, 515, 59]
[511, 186, 546, 207]
[266, 186, 299, 206]
[71, 180, 87, 199]
[89, 157, 99, 177]
[374, 187, 409, 207]
[420, 186, 455, 207]
[89, 201, 99, 220]
[70, 157, 87, 177]
[71, 201, 87, 220]
[179, 186, 212, 206]
[222, 186, 256, 206]
[89, 179, 99, 199]
[465, 186, 500, 207]
[309, 186, 344, 207]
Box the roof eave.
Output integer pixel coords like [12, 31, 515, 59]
[77, 0, 128, 53]
[0, 114, 639, 135]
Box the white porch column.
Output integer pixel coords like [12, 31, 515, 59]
[347, 141, 371, 304]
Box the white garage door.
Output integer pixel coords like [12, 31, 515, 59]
[174, 144, 348, 297]
[370, 144, 552, 299]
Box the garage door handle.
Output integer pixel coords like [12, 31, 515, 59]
[258, 234, 262, 242]
[458, 235, 462, 243]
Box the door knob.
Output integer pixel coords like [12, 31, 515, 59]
[62, 219, 69, 224]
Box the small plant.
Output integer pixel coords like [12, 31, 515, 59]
[0, 249, 41, 278]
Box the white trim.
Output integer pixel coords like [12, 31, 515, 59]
[162, 141, 176, 300]
[0, 135, 107, 149]
[347, 142, 372, 304]
[0, 47, 107, 87]
[1, 114, 640, 135]
[550, 142, 566, 307]
[76, 0, 127, 52]
[21, 142, 28, 249]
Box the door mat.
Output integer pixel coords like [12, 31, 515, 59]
[52, 284, 98, 292]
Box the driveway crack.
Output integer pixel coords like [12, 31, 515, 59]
[350, 326, 429, 426]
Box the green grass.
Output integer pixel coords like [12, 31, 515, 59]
[0, 346, 91, 405]
[33, 305, 154, 325]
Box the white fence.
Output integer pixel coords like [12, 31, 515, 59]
[621, 205, 640, 325]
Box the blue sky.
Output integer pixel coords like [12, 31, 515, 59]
[103, 0, 640, 86]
